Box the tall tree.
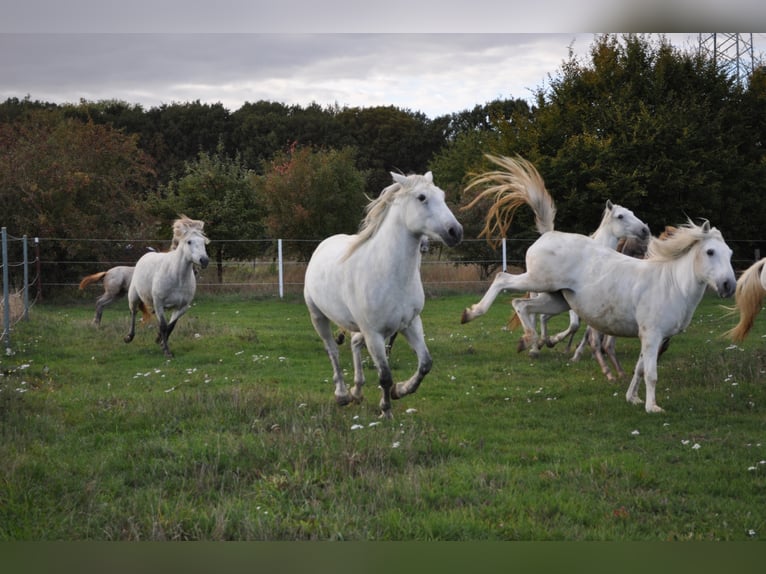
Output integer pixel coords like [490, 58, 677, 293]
[258, 144, 368, 260]
[154, 143, 265, 281]
[0, 109, 156, 284]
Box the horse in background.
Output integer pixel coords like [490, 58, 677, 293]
[124, 216, 209, 358]
[304, 171, 462, 419]
[461, 155, 736, 413]
[725, 257, 766, 342]
[79, 266, 135, 325]
[80, 219, 205, 327]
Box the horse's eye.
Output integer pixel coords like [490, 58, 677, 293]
[617, 214, 624, 219]
[706, 249, 714, 256]
[417, 194, 427, 203]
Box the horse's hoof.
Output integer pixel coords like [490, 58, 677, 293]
[124, 335, 133, 343]
[646, 404, 665, 414]
[516, 339, 527, 353]
[335, 394, 353, 407]
[378, 409, 394, 420]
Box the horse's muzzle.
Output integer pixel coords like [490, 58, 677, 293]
[199, 256, 210, 269]
[719, 278, 736, 298]
[444, 224, 463, 247]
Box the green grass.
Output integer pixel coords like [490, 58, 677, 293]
[1, 291, 764, 540]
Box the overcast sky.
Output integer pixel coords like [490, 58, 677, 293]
[2, 1, 765, 119]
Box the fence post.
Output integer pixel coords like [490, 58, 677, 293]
[502, 237, 507, 272]
[278, 239, 284, 299]
[22, 235, 29, 321]
[35, 237, 42, 301]
[2, 227, 9, 350]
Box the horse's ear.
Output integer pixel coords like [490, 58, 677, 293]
[701, 219, 711, 233]
[424, 171, 433, 183]
[391, 172, 406, 186]
[606, 199, 614, 210]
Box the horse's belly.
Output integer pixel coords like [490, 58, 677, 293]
[564, 292, 639, 338]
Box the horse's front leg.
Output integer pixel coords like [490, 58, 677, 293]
[360, 332, 395, 419]
[391, 316, 432, 401]
[349, 332, 367, 403]
[626, 336, 664, 413]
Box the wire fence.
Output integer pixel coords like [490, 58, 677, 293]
[4, 228, 766, 351]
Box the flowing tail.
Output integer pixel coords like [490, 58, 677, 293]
[725, 258, 766, 342]
[78, 271, 107, 290]
[463, 154, 557, 247]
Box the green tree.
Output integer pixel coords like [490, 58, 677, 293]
[0, 109, 156, 284]
[258, 144, 368, 260]
[155, 143, 265, 282]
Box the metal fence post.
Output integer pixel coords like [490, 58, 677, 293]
[2, 227, 9, 350]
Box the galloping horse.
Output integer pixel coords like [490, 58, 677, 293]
[461, 155, 736, 413]
[468, 154, 650, 357]
[725, 257, 766, 342]
[124, 216, 209, 357]
[79, 266, 135, 325]
[304, 171, 463, 418]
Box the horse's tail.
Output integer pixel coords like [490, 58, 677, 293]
[462, 154, 556, 247]
[79, 271, 108, 290]
[137, 300, 153, 324]
[724, 258, 766, 342]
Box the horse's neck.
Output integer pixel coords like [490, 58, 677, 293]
[590, 223, 619, 249]
[659, 249, 705, 300]
[166, 246, 195, 278]
[361, 215, 423, 279]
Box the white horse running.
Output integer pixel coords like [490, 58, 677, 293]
[304, 171, 463, 419]
[124, 216, 210, 357]
[468, 154, 650, 357]
[461, 155, 736, 413]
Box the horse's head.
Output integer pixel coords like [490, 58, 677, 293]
[693, 221, 736, 298]
[392, 171, 463, 248]
[179, 229, 210, 269]
[650, 220, 735, 298]
[604, 200, 651, 241]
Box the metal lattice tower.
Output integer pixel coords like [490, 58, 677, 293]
[698, 33, 755, 86]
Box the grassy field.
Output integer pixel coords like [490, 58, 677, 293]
[1, 288, 765, 541]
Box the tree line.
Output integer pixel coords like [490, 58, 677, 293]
[2, 34, 765, 288]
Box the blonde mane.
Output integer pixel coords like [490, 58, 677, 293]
[343, 177, 415, 258]
[171, 215, 209, 249]
[646, 219, 720, 261]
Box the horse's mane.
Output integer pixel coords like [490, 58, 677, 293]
[343, 176, 417, 258]
[171, 215, 209, 248]
[646, 219, 720, 261]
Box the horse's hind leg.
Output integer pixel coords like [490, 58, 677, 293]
[546, 309, 580, 350]
[462, 271, 541, 324]
[512, 292, 569, 357]
[307, 305, 352, 406]
[603, 335, 626, 379]
[124, 299, 138, 344]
